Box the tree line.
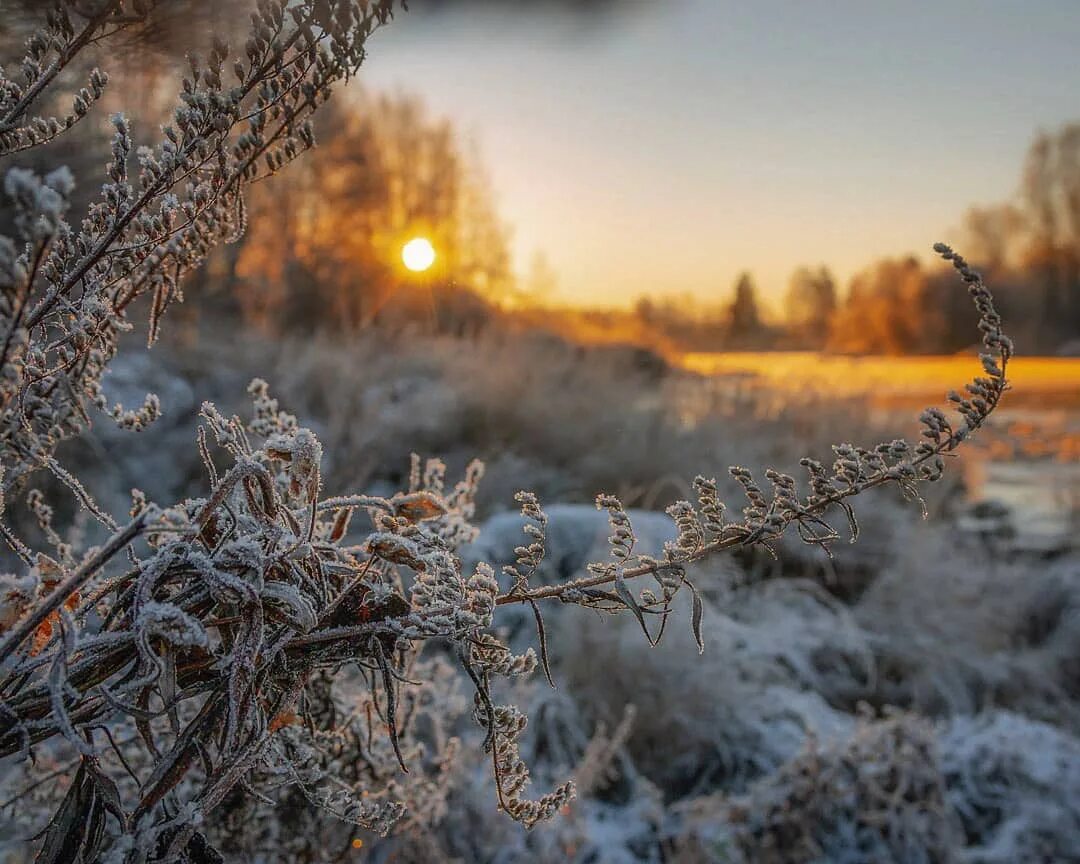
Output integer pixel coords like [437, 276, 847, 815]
[2, 0, 1076, 355]
[632, 125, 1080, 356]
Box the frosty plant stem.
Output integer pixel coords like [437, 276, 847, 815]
[1, 0, 402, 495]
[497, 243, 1011, 615]
[0, 515, 146, 666]
[0, 240, 1012, 853]
[0, 0, 1016, 856]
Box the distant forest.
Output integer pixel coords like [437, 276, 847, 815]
[630, 123, 1080, 356]
[2, 0, 1078, 356]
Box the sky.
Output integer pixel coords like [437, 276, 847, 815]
[360, 0, 1080, 308]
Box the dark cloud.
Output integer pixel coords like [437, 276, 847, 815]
[1, 1, 243, 55]
[421, 0, 632, 6]
[0, 0, 663, 58]
[409, 0, 650, 18]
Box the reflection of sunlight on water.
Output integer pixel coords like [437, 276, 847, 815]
[965, 459, 1080, 551]
[962, 407, 1080, 552]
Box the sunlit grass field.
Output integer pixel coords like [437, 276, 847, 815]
[679, 352, 1080, 408]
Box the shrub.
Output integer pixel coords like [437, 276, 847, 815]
[0, 2, 1014, 860]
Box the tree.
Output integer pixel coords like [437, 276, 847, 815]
[961, 204, 1025, 274]
[828, 257, 945, 355]
[232, 90, 512, 332]
[728, 271, 762, 345]
[949, 123, 1080, 352]
[1021, 124, 1080, 339]
[785, 265, 836, 347]
[456, 145, 515, 303]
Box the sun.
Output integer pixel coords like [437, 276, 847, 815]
[402, 237, 436, 273]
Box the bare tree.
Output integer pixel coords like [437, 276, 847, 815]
[785, 265, 836, 348]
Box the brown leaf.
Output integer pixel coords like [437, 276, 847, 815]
[391, 492, 446, 523]
[29, 587, 79, 657]
[268, 710, 300, 734]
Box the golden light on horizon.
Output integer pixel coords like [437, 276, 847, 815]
[402, 237, 436, 272]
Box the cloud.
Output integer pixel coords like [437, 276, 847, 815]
[411, 0, 649, 18]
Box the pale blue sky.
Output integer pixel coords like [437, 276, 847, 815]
[361, 1, 1080, 307]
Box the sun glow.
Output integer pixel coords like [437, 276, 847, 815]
[402, 237, 436, 272]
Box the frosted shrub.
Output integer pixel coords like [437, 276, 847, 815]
[0, 2, 1016, 860]
[940, 711, 1080, 862]
[713, 711, 960, 864]
[0, 0, 400, 492]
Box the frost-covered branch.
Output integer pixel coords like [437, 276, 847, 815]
[497, 244, 1010, 627]
[0, 1, 1019, 858]
[1, 0, 402, 497]
[0, 1, 135, 155]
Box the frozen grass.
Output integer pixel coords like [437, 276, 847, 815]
[1, 2, 1071, 860]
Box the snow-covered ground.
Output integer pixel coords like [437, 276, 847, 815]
[6, 330, 1075, 863]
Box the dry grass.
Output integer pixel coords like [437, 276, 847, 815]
[679, 353, 1080, 409]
